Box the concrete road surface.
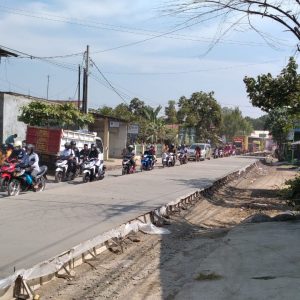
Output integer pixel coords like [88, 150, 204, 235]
[0, 157, 256, 279]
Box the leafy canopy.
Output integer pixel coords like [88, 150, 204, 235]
[19, 101, 94, 128]
[244, 57, 300, 113]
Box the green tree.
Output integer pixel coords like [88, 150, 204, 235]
[97, 105, 114, 116]
[114, 103, 133, 121]
[245, 115, 269, 130]
[165, 100, 178, 124]
[221, 107, 253, 141]
[177, 92, 222, 143]
[129, 98, 146, 118]
[244, 57, 300, 113]
[19, 101, 94, 128]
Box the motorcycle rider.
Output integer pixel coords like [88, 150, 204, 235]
[195, 145, 201, 161]
[168, 143, 176, 164]
[124, 145, 136, 170]
[9, 140, 26, 162]
[179, 144, 188, 162]
[25, 144, 41, 189]
[60, 142, 76, 176]
[88, 143, 100, 174]
[79, 144, 90, 161]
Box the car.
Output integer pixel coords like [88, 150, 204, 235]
[187, 143, 211, 161]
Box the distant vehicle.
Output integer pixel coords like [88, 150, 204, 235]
[187, 143, 211, 161]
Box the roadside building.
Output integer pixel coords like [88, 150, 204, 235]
[0, 92, 128, 159]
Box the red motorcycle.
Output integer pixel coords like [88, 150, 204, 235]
[0, 160, 17, 192]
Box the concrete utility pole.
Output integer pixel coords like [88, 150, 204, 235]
[46, 75, 50, 100]
[82, 45, 89, 114]
[78, 65, 81, 110]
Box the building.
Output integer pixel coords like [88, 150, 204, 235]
[0, 92, 128, 159]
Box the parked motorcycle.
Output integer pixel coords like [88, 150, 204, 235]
[8, 165, 48, 196]
[122, 156, 136, 175]
[140, 154, 154, 171]
[82, 158, 105, 183]
[178, 152, 188, 165]
[0, 160, 17, 192]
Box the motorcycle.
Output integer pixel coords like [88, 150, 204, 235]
[82, 158, 105, 183]
[122, 156, 136, 175]
[140, 154, 154, 171]
[0, 160, 17, 192]
[213, 148, 219, 159]
[55, 158, 79, 182]
[162, 152, 175, 167]
[8, 165, 48, 196]
[178, 152, 188, 165]
[218, 148, 224, 158]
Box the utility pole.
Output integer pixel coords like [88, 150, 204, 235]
[78, 65, 81, 110]
[46, 75, 50, 100]
[82, 45, 89, 114]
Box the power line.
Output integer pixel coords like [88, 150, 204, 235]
[90, 59, 129, 103]
[102, 60, 280, 75]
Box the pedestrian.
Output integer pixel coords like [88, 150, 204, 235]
[5, 134, 17, 146]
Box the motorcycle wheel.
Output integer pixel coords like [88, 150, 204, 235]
[122, 168, 126, 175]
[55, 171, 63, 183]
[0, 177, 9, 192]
[140, 165, 143, 172]
[8, 179, 21, 196]
[83, 173, 90, 183]
[34, 177, 46, 192]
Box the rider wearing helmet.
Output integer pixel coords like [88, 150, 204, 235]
[9, 140, 26, 161]
[88, 143, 99, 159]
[26, 144, 41, 188]
[70, 140, 80, 163]
[79, 144, 90, 161]
[125, 145, 136, 169]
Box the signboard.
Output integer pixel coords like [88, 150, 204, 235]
[259, 133, 267, 138]
[128, 124, 139, 134]
[109, 121, 119, 128]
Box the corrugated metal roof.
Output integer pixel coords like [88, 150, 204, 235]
[0, 48, 18, 57]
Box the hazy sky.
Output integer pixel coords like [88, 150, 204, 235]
[0, 0, 298, 118]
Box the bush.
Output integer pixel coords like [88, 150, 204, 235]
[281, 175, 300, 209]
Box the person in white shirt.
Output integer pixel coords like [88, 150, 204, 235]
[26, 144, 41, 188]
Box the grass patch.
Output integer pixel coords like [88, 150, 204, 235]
[195, 272, 223, 281]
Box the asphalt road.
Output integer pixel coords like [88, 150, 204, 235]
[0, 156, 257, 279]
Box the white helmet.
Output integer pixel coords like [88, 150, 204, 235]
[14, 140, 22, 148]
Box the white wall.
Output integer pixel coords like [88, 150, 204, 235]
[2, 93, 31, 143]
[109, 122, 127, 158]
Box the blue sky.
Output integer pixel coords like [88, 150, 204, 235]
[0, 0, 298, 118]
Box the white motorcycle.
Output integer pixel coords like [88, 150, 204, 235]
[55, 159, 68, 182]
[162, 152, 175, 167]
[82, 158, 105, 183]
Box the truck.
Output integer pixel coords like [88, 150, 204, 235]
[26, 126, 104, 168]
[233, 136, 248, 154]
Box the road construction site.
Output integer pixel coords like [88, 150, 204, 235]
[36, 162, 300, 300]
[2, 156, 299, 300]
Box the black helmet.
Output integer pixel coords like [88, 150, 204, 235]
[64, 142, 70, 148]
[70, 140, 76, 146]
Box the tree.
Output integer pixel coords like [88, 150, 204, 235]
[244, 57, 300, 113]
[177, 92, 222, 143]
[245, 115, 268, 130]
[221, 107, 253, 141]
[114, 103, 133, 121]
[171, 1, 300, 49]
[142, 105, 166, 143]
[165, 100, 178, 124]
[97, 105, 114, 116]
[265, 108, 294, 160]
[129, 98, 146, 118]
[19, 101, 94, 128]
